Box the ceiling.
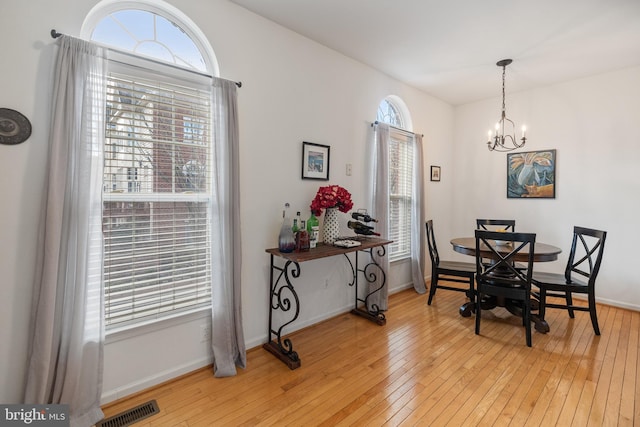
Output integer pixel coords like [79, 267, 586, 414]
[230, 0, 640, 105]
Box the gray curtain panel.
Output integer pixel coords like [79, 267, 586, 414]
[370, 123, 391, 310]
[24, 36, 106, 427]
[411, 134, 426, 294]
[209, 78, 247, 376]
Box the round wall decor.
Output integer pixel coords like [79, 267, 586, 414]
[0, 108, 32, 145]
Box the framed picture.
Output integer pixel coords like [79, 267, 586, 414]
[507, 149, 556, 198]
[430, 165, 441, 182]
[301, 141, 330, 180]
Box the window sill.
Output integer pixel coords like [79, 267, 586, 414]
[390, 255, 411, 264]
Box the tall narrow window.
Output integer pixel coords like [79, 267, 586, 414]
[88, 7, 216, 329]
[377, 97, 414, 261]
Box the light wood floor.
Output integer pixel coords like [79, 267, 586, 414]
[102, 283, 640, 426]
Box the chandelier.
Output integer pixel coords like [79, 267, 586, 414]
[487, 59, 526, 152]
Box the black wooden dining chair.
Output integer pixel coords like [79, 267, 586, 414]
[476, 219, 516, 232]
[475, 230, 537, 347]
[426, 220, 476, 316]
[532, 226, 607, 335]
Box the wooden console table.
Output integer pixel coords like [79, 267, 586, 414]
[264, 237, 392, 369]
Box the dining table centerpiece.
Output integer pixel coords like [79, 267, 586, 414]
[310, 185, 353, 244]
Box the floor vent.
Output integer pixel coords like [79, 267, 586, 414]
[96, 400, 160, 427]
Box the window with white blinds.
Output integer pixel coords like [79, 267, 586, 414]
[103, 67, 213, 328]
[388, 129, 414, 261]
[377, 97, 414, 261]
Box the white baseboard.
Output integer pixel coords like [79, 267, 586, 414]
[587, 294, 640, 312]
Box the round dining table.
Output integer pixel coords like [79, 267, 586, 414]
[449, 237, 562, 333]
[451, 237, 562, 262]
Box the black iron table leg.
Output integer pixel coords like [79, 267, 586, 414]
[262, 256, 301, 369]
[347, 246, 387, 325]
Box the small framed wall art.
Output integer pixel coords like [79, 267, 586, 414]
[430, 165, 441, 182]
[301, 141, 330, 180]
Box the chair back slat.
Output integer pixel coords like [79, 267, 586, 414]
[425, 220, 440, 266]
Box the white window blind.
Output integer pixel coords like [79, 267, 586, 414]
[103, 68, 213, 328]
[388, 130, 414, 261]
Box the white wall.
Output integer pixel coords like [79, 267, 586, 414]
[0, 0, 454, 404]
[450, 66, 640, 310]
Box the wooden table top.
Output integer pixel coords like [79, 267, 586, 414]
[266, 237, 393, 263]
[450, 237, 562, 262]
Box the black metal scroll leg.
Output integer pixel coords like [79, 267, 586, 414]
[347, 246, 387, 325]
[262, 256, 303, 369]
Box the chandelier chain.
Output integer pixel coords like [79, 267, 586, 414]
[501, 65, 506, 116]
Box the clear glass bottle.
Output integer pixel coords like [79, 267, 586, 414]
[278, 203, 295, 253]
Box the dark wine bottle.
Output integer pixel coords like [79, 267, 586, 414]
[347, 220, 381, 236]
[295, 220, 310, 252]
[351, 212, 378, 223]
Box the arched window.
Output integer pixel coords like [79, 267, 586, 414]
[83, 1, 218, 74]
[93, 11, 205, 71]
[84, 1, 217, 329]
[377, 98, 404, 129]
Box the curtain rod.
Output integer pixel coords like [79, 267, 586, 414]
[372, 120, 423, 137]
[50, 29, 242, 88]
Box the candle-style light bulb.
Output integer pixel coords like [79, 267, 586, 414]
[522, 125, 527, 138]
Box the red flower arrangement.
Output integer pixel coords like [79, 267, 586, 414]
[310, 185, 354, 216]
